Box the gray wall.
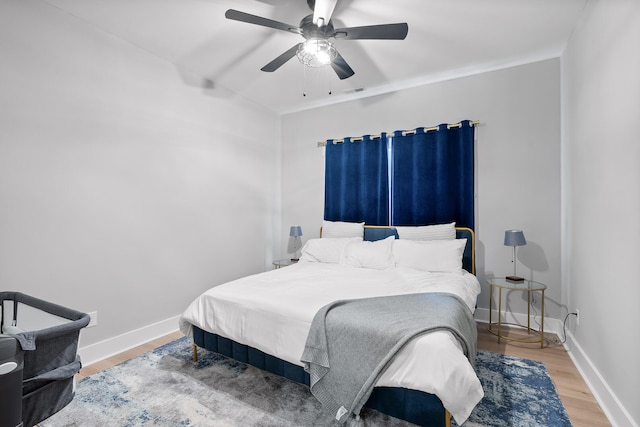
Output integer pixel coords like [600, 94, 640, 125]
[562, 0, 640, 425]
[0, 1, 279, 357]
[281, 59, 563, 323]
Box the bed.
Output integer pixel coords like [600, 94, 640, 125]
[179, 224, 483, 427]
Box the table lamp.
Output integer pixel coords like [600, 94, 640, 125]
[290, 226, 303, 261]
[504, 230, 526, 282]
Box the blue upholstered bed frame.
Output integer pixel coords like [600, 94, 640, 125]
[192, 227, 475, 427]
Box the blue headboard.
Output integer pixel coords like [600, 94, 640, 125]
[364, 226, 475, 274]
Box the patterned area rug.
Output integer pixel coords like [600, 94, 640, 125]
[41, 337, 572, 427]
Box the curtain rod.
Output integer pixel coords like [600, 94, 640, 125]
[316, 120, 480, 147]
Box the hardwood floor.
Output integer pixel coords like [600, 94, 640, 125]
[77, 331, 184, 380]
[77, 325, 611, 427]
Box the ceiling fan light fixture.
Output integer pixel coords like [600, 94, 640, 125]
[225, 3, 408, 80]
[296, 38, 337, 67]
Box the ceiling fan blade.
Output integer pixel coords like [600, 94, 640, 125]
[312, 0, 338, 27]
[333, 23, 408, 40]
[330, 51, 354, 80]
[225, 9, 301, 35]
[261, 44, 302, 72]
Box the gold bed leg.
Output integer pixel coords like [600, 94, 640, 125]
[445, 409, 451, 427]
[193, 343, 198, 362]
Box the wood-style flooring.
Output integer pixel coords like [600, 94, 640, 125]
[77, 324, 611, 427]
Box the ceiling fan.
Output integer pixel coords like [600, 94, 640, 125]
[225, 0, 409, 80]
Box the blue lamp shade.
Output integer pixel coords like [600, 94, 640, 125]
[504, 230, 526, 247]
[289, 226, 303, 237]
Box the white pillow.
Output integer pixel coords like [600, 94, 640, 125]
[393, 238, 467, 273]
[2, 325, 25, 335]
[299, 238, 359, 264]
[395, 222, 456, 241]
[322, 220, 365, 239]
[342, 236, 395, 270]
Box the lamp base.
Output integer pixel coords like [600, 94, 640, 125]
[506, 275, 524, 283]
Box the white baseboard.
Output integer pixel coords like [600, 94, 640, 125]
[565, 332, 637, 427]
[76, 309, 559, 365]
[474, 307, 564, 337]
[78, 315, 181, 366]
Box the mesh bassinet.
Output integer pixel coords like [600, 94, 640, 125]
[0, 292, 89, 427]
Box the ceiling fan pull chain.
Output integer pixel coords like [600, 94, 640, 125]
[303, 66, 307, 97]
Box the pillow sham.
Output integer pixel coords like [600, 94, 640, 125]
[321, 220, 365, 239]
[299, 237, 359, 264]
[393, 238, 467, 273]
[2, 324, 25, 335]
[395, 222, 456, 241]
[342, 236, 395, 270]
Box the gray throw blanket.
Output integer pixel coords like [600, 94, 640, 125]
[301, 292, 477, 426]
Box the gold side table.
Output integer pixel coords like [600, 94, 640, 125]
[488, 277, 546, 348]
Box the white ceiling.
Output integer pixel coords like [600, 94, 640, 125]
[46, 0, 588, 114]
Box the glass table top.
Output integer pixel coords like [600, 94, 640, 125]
[487, 277, 546, 291]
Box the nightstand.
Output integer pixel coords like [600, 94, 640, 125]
[272, 259, 297, 269]
[487, 277, 546, 348]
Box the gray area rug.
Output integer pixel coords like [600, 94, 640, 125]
[41, 337, 572, 426]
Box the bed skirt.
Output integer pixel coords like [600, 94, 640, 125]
[193, 326, 449, 427]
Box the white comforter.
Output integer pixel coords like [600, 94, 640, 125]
[179, 261, 484, 424]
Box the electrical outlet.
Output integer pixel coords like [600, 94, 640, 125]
[88, 311, 98, 328]
[575, 309, 579, 326]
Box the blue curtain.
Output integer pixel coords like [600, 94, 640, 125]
[391, 120, 475, 228]
[324, 134, 389, 225]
